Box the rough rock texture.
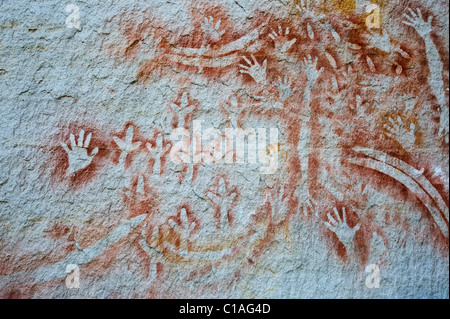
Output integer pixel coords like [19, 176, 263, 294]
[0, 0, 448, 299]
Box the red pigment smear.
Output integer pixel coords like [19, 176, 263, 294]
[45, 121, 113, 190]
[123, 174, 159, 219]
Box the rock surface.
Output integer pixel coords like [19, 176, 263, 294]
[0, 0, 448, 298]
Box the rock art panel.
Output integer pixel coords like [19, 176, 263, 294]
[0, 0, 448, 298]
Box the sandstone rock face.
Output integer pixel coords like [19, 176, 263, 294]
[0, 0, 448, 299]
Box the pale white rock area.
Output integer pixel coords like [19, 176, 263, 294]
[0, 0, 448, 298]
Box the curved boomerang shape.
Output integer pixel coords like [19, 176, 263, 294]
[350, 147, 449, 238]
[165, 42, 263, 69]
[165, 28, 263, 70]
[171, 28, 261, 58]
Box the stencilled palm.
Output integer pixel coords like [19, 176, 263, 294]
[294, 170, 321, 220]
[402, 8, 433, 37]
[327, 66, 358, 108]
[140, 33, 164, 62]
[275, 76, 297, 103]
[324, 207, 361, 250]
[61, 130, 99, 175]
[201, 16, 226, 43]
[146, 133, 171, 177]
[206, 178, 238, 231]
[113, 125, 142, 169]
[239, 55, 268, 85]
[252, 94, 277, 114]
[296, 0, 325, 40]
[296, 0, 324, 19]
[139, 226, 164, 282]
[171, 92, 198, 129]
[363, 29, 410, 58]
[267, 185, 290, 225]
[384, 116, 416, 150]
[269, 25, 297, 59]
[339, 175, 380, 213]
[301, 55, 324, 87]
[403, 8, 446, 142]
[169, 208, 197, 251]
[299, 198, 319, 218]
